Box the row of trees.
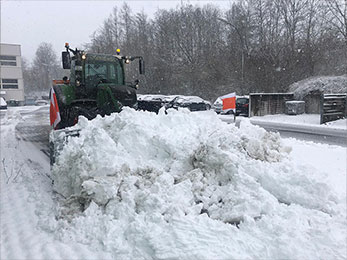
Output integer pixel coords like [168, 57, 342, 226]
[87, 0, 347, 100]
[24, 0, 346, 101]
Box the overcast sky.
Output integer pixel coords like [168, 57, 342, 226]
[1, 0, 233, 63]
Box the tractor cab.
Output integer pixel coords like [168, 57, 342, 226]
[62, 44, 144, 98]
[51, 43, 145, 130]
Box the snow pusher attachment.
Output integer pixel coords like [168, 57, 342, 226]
[49, 43, 144, 165]
[49, 128, 80, 166]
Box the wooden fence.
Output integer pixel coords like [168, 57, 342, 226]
[320, 93, 347, 124]
[249, 93, 294, 117]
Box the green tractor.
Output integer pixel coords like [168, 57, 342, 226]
[51, 43, 144, 129]
[49, 43, 144, 164]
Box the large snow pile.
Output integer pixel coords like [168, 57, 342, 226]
[289, 75, 347, 99]
[50, 108, 346, 259]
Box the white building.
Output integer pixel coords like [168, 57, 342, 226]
[0, 43, 25, 104]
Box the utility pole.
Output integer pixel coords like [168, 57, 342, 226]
[218, 18, 245, 83]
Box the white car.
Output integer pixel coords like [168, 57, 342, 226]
[212, 97, 223, 114]
[35, 99, 49, 106]
[0, 97, 7, 110]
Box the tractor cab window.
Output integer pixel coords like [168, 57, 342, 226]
[109, 63, 116, 80]
[85, 61, 123, 85]
[86, 62, 107, 82]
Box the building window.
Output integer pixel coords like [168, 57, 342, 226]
[1, 79, 18, 89]
[0, 55, 17, 66]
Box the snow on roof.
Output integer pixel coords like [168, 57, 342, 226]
[289, 75, 347, 99]
[138, 94, 210, 104]
[173, 95, 210, 104]
[138, 94, 167, 101]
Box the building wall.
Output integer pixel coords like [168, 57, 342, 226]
[0, 43, 25, 104]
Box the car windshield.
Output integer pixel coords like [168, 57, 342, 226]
[214, 98, 222, 105]
[236, 98, 248, 105]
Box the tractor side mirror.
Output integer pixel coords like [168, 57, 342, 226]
[139, 59, 145, 74]
[62, 51, 71, 69]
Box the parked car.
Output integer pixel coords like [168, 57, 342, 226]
[212, 97, 224, 114]
[7, 99, 20, 107]
[137, 94, 170, 113]
[213, 96, 249, 116]
[235, 96, 249, 116]
[25, 98, 36, 106]
[165, 96, 211, 112]
[35, 99, 49, 106]
[137, 94, 211, 113]
[0, 97, 7, 110]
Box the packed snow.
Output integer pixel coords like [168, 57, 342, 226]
[1, 107, 346, 259]
[0, 107, 112, 259]
[51, 108, 345, 259]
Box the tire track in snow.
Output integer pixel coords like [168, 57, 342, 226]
[1, 107, 112, 260]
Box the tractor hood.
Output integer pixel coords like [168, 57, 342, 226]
[99, 83, 137, 108]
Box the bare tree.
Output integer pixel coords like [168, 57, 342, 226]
[85, 0, 346, 99]
[325, 0, 347, 46]
[31, 42, 60, 92]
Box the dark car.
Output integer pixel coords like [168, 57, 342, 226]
[137, 94, 171, 113]
[137, 95, 211, 113]
[7, 99, 20, 107]
[165, 96, 211, 112]
[235, 96, 249, 116]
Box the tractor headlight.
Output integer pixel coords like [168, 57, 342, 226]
[76, 80, 81, 86]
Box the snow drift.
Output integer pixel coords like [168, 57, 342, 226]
[289, 75, 347, 99]
[51, 108, 346, 259]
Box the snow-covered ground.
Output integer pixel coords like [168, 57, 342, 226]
[0, 107, 111, 259]
[1, 107, 346, 259]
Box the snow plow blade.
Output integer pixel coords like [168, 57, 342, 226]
[49, 128, 80, 166]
